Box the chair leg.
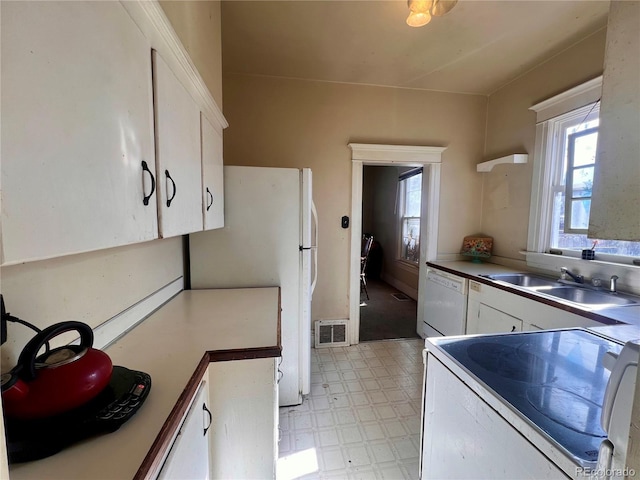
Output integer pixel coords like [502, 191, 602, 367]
[361, 275, 369, 300]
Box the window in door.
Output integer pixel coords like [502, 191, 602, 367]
[398, 168, 422, 263]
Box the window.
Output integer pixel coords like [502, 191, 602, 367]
[529, 80, 640, 263]
[398, 168, 422, 263]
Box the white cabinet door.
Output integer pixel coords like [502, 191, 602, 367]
[208, 358, 278, 479]
[152, 50, 203, 238]
[158, 381, 211, 480]
[477, 303, 522, 334]
[1, 2, 158, 265]
[200, 114, 224, 230]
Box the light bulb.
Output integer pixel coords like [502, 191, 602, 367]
[431, 0, 458, 17]
[406, 10, 432, 27]
[408, 0, 433, 13]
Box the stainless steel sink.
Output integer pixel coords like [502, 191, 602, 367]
[542, 287, 639, 306]
[482, 273, 560, 288]
[481, 272, 640, 308]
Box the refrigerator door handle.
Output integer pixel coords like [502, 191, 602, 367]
[311, 200, 318, 296]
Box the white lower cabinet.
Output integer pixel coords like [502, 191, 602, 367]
[158, 379, 212, 480]
[207, 358, 278, 479]
[475, 303, 522, 334]
[156, 357, 278, 480]
[421, 355, 568, 479]
[466, 281, 601, 334]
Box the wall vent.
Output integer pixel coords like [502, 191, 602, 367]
[314, 320, 349, 348]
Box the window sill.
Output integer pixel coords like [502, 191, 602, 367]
[395, 259, 420, 273]
[525, 252, 640, 295]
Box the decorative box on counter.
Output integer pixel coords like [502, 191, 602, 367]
[461, 234, 493, 263]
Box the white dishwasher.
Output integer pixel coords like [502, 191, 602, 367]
[420, 268, 468, 338]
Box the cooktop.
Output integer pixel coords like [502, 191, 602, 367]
[4, 365, 151, 463]
[432, 329, 622, 467]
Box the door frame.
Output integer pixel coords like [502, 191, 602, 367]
[348, 144, 446, 345]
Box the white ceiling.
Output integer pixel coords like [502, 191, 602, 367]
[221, 0, 610, 95]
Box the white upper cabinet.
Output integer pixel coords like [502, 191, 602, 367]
[201, 114, 225, 230]
[152, 51, 204, 238]
[588, 1, 640, 241]
[1, 1, 158, 265]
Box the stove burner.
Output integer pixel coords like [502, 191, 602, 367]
[467, 342, 544, 382]
[526, 385, 605, 437]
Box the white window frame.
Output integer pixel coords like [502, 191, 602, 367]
[564, 125, 598, 234]
[527, 76, 640, 280]
[534, 103, 600, 249]
[397, 168, 422, 265]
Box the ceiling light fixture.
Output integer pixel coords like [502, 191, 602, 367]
[406, 0, 457, 27]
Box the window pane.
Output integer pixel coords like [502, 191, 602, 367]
[570, 199, 591, 229]
[401, 218, 420, 262]
[405, 174, 422, 217]
[550, 191, 564, 247]
[573, 132, 598, 167]
[572, 166, 594, 198]
[406, 190, 421, 217]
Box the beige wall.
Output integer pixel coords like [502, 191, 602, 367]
[481, 28, 607, 259]
[222, 73, 486, 321]
[0, 238, 184, 367]
[160, 0, 223, 109]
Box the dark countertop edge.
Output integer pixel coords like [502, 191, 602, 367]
[134, 345, 282, 480]
[426, 262, 625, 327]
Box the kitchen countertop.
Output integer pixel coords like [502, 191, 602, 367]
[8, 287, 281, 480]
[427, 260, 639, 327]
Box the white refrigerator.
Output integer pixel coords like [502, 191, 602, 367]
[189, 166, 318, 406]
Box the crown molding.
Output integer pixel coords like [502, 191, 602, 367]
[121, 1, 228, 131]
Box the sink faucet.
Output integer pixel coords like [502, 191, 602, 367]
[560, 267, 584, 284]
[610, 275, 619, 293]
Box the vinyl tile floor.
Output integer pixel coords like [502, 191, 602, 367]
[277, 338, 425, 480]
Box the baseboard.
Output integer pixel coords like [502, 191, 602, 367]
[92, 277, 184, 350]
[380, 274, 418, 301]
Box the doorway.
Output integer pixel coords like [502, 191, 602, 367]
[359, 165, 420, 341]
[348, 143, 445, 345]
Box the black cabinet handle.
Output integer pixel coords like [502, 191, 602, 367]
[206, 187, 213, 211]
[141, 161, 155, 206]
[165, 170, 176, 207]
[203, 403, 212, 435]
[511, 325, 517, 332]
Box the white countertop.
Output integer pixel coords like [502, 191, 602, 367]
[9, 287, 280, 480]
[428, 260, 640, 328]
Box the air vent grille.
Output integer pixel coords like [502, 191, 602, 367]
[315, 320, 349, 348]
